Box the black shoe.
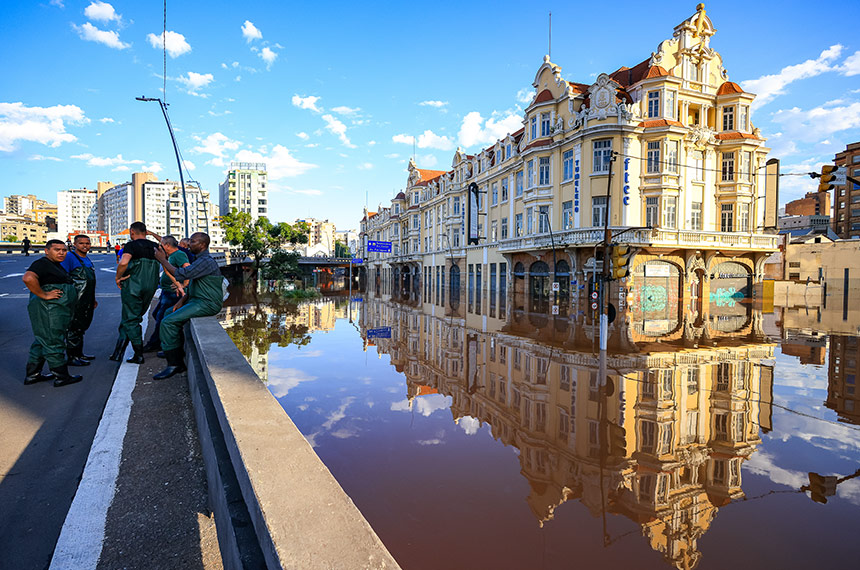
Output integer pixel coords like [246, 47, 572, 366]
[153, 363, 187, 379]
[79, 353, 96, 360]
[109, 338, 129, 361]
[24, 360, 54, 385]
[68, 357, 91, 367]
[51, 364, 83, 387]
[126, 344, 144, 364]
[141, 343, 159, 353]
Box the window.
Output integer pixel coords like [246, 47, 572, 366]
[515, 171, 524, 197]
[491, 220, 498, 241]
[666, 91, 676, 120]
[691, 202, 702, 230]
[647, 141, 661, 173]
[506, 143, 512, 158]
[648, 91, 660, 118]
[526, 207, 534, 234]
[491, 183, 498, 206]
[527, 160, 535, 188]
[667, 141, 679, 173]
[501, 217, 508, 239]
[593, 139, 612, 173]
[739, 105, 748, 131]
[723, 106, 735, 131]
[515, 213, 523, 237]
[645, 197, 659, 228]
[496, 146, 504, 163]
[412, 214, 419, 229]
[453, 196, 460, 215]
[663, 196, 677, 228]
[539, 157, 551, 185]
[741, 151, 752, 182]
[541, 113, 551, 136]
[501, 177, 508, 202]
[413, 191, 419, 205]
[530, 115, 537, 140]
[721, 203, 734, 232]
[738, 203, 750, 231]
[722, 152, 735, 181]
[538, 205, 549, 233]
[562, 200, 573, 229]
[592, 196, 607, 227]
[693, 150, 704, 181]
[689, 60, 699, 82]
[563, 150, 574, 181]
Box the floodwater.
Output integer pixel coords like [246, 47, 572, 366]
[219, 288, 860, 569]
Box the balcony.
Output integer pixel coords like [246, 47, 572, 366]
[497, 227, 778, 253]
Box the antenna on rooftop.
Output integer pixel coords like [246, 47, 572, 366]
[548, 11, 552, 59]
[413, 136, 416, 163]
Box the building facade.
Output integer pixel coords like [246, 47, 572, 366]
[785, 190, 830, 217]
[219, 162, 268, 221]
[57, 188, 98, 237]
[360, 6, 778, 326]
[297, 217, 336, 256]
[833, 141, 860, 238]
[0, 214, 49, 243]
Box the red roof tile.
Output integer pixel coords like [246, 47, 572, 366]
[638, 119, 684, 128]
[717, 81, 745, 96]
[534, 89, 554, 103]
[523, 138, 553, 151]
[714, 132, 761, 141]
[416, 168, 446, 182]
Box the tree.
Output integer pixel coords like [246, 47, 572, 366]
[220, 209, 311, 283]
[334, 239, 349, 258]
[261, 250, 302, 281]
[5, 235, 19, 242]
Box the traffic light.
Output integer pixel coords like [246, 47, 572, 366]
[610, 244, 633, 280]
[818, 165, 838, 192]
[807, 472, 837, 504]
[606, 421, 627, 457]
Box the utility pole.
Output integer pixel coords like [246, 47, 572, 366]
[597, 151, 618, 393]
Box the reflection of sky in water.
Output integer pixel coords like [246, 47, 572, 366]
[248, 309, 860, 570]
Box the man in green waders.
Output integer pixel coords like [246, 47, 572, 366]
[152, 232, 224, 379]
[21, 240, 82, 387]
[61, 234, 98, 366]
[109, 221, 160, 363]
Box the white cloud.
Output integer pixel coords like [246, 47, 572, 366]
[177, 72, 214, 96]
[146, 30, 191, 58]
[419, 100, 448, 108]
[50, 0, 65, 7]
[516, 87, 533, 104]
[393, 130, 453, 151]
[332, 106, 360, 116]
[241, 20, 262, 42]
[384, 153, 400, 159]
[191, 132, 241, 157]
[367, 140, 376, 146]
[840, 51, 860, 76]
[233, 144, 317, 179]
[296, 132, 309, 140]
[291, 94, 322, 113]
[84, 1, 120, 23]
[293, 189, 322, 196]
[458, 110, 522, 148]
[741, 45, 843, 108]
[390, 394, 451, 417]
[772, 101, 860, 142]
[357, 162, 373, 170]
[417, 439, 443, 446]
[182, 159, 196, 171]
[206, 157, 225, 167]
[322, 114, 355, 148]
[144, 161, 163, 173]
[417, 154, 438, 167]
[98, 117, 115, 123]
[259, 47, 277, 69]
[458, 416, 481, 436]
[73, 22, 129, 50]
[71, 152, 143, 167]
[267, 367, 317, 397]
[29, 154, 63, 162]
[0, 102, 88, 152]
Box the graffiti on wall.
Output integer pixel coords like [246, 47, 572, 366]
[639, 285, 668, 312]
[710, 287, 744, 307]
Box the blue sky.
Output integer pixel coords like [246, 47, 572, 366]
[3, 0, 860, 230]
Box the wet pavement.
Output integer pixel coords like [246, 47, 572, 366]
[219, 287, 860, 570]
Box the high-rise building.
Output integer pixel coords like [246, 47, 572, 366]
[57, 188, 98, 237]
[833, 141, 860, 238]
[297, 217, 336, 255]
[785, 190, 830, 217]
[219, 162, 268, 221]
[96, 180, 115, 231]
[4, 194, 52, 218]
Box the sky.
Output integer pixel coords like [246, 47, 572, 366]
[2, 0, 860, 231]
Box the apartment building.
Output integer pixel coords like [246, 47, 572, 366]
[296, 217, 336, 256]
[219, 162, 268, 221]
[360, 5, 778, 325]
[833, 141, 860, 238]
[57, 188, 98, 237]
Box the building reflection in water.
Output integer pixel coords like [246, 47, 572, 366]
[359, 293, 774, 569]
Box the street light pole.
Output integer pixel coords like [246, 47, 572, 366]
[539, 210, 558, 304]
[135, 96, 189, 236]
[598, 151, 618, 394]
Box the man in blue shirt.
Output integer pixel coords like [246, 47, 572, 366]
[60, 234, 98, 366]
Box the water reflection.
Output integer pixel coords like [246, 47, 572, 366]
[219, 292, 860, 569]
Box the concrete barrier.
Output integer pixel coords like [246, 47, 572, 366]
[186, 317, 400, 570]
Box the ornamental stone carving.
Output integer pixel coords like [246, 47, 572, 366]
[686, 126, 716, 149]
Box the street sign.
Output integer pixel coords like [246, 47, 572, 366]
[834, 166, 847, 186]
[591, 291, 598, 300]
[351, 258, 363, 264]
[367, 327, 392, 339]
[552, 282, 560, 292]
[591, 302, 598, 310]
[551, 305, 559, 315]
[367, 240, 392, 253]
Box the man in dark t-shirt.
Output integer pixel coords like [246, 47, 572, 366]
[109, 221, 161, 363]
[21, 240, 82, 387]
[22, 237, 31, 256]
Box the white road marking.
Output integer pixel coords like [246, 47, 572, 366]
[0, 293, 120, 299]
[99, 268, 115, 273]
[0, 293, 7, 297]
[49, 319, 149, 570]
[2, 273, 24, 279]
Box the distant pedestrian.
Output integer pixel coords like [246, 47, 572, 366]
[21, 240, 82, 387]
[109, 222, 160, 364]
[61, 234, 98, 366]
[179, 237, 197, 264]
[66, 238, 72, 250]
[114, 243, 122, 262]
[22, 236, 31, 256]
[152, 232, 224, 379]
[142, 235, 190, 352]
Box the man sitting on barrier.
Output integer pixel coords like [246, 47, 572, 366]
[151, 232, 224, 379]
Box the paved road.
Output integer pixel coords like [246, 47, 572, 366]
[0, 253, 124, 570]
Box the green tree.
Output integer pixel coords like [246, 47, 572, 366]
[334, 239, 349, 258]
[261, 250, 302, 280]
[221, 209, 311, 281]
[5, 235, 19, 242]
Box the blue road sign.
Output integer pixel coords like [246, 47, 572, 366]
[351, 258, 363, 264]
[367, 240, 392, 253]
[367, 327, 392, 339]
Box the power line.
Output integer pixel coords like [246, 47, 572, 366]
[162, 0, 167, 103]
[614, 151, 811, 178]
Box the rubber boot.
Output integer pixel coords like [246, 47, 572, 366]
[24, 359, 54, 385]
[109, 338, 129, 362]
[154, 348, 187, 380]
[68, 355, 91, 366]
[51, 364, 83, 387]
[126, 344, 145, 364]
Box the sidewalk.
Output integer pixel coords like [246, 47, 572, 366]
[51, 314, 223, 569]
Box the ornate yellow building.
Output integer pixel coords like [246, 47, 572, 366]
[360, 5, 778, 328]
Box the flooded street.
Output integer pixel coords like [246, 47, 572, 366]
[219, 289, 860, 569]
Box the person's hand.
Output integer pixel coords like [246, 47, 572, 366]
[174, 285, 185, 297]
[93, 300, 99, 309]
[115, 275, 129, 288]
[42, 289, 62, 300]
[154, 246, 167, 263]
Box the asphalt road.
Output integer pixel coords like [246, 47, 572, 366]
[0, 252, 124, 570]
